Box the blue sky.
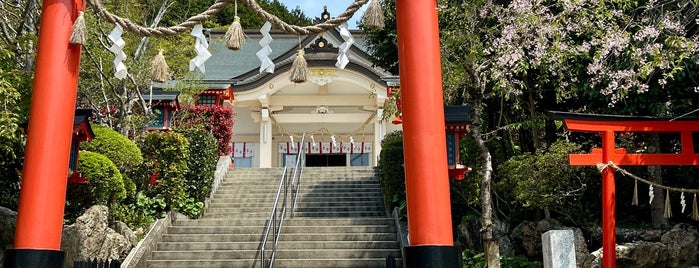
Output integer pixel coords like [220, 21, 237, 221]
[278, 0, 366, 29]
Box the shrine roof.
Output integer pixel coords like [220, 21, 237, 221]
[144, 89, 180, 101]
[445, 106, 472, 124]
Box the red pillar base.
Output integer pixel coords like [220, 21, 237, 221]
[4, 249, 65, 268]
[402, 245, 462, 268]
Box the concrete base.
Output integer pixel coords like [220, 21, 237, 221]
[4, 249, 65, 268]
[402, 245, 461, 268]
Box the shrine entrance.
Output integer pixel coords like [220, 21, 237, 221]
[306, 154, 347, 167]
[550, 111, 699, 268]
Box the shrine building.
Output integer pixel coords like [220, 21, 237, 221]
[185, 12, 401, 168]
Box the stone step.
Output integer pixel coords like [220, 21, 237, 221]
[160, 232, 396, 242]
[292, 206, 386, 213]
[288, 211, 388, 218]
[156, 240, 400, 251]
[272, 258, 402, 268]
[166, 225, 395, 235]
[172, 217, 394, 227]
[273, 249, 401, 259]
[151, 248, 400, 261]
[146, 259, 256, 268]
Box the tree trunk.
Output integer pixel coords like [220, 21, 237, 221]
[470, 94, 501, 268]
[648, 133, 666, 228]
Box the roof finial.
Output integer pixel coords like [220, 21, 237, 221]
[321, 6, 330, 22]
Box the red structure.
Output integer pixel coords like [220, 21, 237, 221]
[196, 85, 234, 107]
[5, 0, 83, 266]
[396, 0, 461, 266]
[7, 0, 461, 266]
[144, 89, 181, 131]
[68, 109, 95, 184]
[550, 111, 699, 268]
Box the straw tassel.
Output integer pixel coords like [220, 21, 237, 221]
[225, 16, 245, 50]
[693, 194, 699, 221]
[150, 49, 170, 82]
[632, 179, 639, 206]
[664, 189, 672, 218]
[362, 0, 385, 30]
[69, 11, 87, 45]
[289, 49, 307, 83]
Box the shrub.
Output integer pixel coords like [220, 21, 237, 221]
[138, 131, 194, 216]
[176, 105, 234, 155]
[378, 131, 406, 214]
[177, 127, 218, 202]
[65, 151, 126, 222]
[81, 124, 142, 198]
[0, 134, 24, 210]
[81, 124, 143, 172]
[111, 191, 167, 229]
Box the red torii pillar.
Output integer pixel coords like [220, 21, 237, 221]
[551, 111, 699, 268]
[4, 0, 83, 266]
[396, 0, 461, 266]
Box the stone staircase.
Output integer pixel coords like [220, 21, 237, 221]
[146, 166, 402, 268]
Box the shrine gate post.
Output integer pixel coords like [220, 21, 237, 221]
[396, 0, 462, 266]
[550, 111, 699, 268]
[4, 0, 83, 267]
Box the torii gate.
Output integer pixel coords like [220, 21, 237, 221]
[5, 0, 461, 267]
[550, 111, 699, 268]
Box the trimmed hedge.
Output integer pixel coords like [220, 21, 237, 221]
[378, 131, 406, 214]
[178, 127, 219, 202]
[81, 124, 143, 171]
[65, 151, 126, 222]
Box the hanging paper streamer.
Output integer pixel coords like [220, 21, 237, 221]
[631, 180, 639, 206]
[331, 135, 337, 147]
[349, 136, 355, 146]
[649, 185, 655, 204]
[107, 24, 128, 79]
[189, 24, 212, 73]
[257, 21, 275, 73]
[681, 192, 687, 213]
[311, 135, 317, 148]
[664, 189, 672, 218]
[336, 22, 354, 69]
[290, 135, 295, 149]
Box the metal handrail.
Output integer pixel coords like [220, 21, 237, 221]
[290, 135, 306, 218]
[259, 134, 306, 268]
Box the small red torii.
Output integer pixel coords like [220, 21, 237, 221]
[550, 111, 699, 268]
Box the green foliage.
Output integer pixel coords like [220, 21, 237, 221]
[65, 151, 127, 222]
[177, 127, 218, 202]
[462, 249, 541, 268]
[160, 0, 311, 29]
[378, 131, 406, 214]
[139, 131, 189, 212]
[112, 191, 167, 229]
[361, 0, 398, 74]
[0, 46, 31, 211]
[496, 140, 586, 211]
[177, 105, 235, 155]
[81, 124, 143, 173]
[175, 197, 204, 218]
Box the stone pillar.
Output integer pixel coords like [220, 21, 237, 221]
[542, 230, 576, 268]
[259, 108, 272, 168]
[373, 111, 383, 166]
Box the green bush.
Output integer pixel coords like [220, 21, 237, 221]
[0, 134, 24, 210]
[462, 249, 541, 268]
[378, 131, 406, 215]
[112, 191, 167, 229]
[177, 127, 218, 202]
[496, 140, 585, 212]
[65, 151, 126, 222]
[81, 124, 143, 172]
[81, 124, 142, 198]
[138, 131, 194, 217]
